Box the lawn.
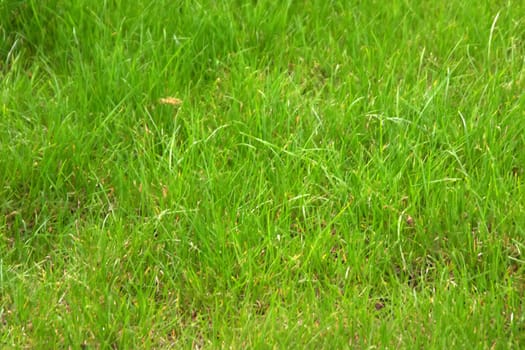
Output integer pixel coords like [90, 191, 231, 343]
[1, 0, 524, 348]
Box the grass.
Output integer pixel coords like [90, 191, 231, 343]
[1, 0, 524, 348]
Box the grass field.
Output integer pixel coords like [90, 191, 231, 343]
[1, 0, 524, 348]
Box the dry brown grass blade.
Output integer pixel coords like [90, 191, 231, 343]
[159, 97, 182, 106]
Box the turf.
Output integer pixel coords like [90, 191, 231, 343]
[1, 0, 524, 348]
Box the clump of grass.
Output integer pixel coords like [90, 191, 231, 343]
[1, 0, 524, 348]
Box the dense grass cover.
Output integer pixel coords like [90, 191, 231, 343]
[1, 0, 524, 348]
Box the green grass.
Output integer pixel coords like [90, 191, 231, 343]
[1, 0, 524, 348]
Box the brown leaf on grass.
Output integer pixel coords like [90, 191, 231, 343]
[159, 97, 182, 106]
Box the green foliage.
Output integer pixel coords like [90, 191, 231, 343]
[1, 0, 524, 348]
